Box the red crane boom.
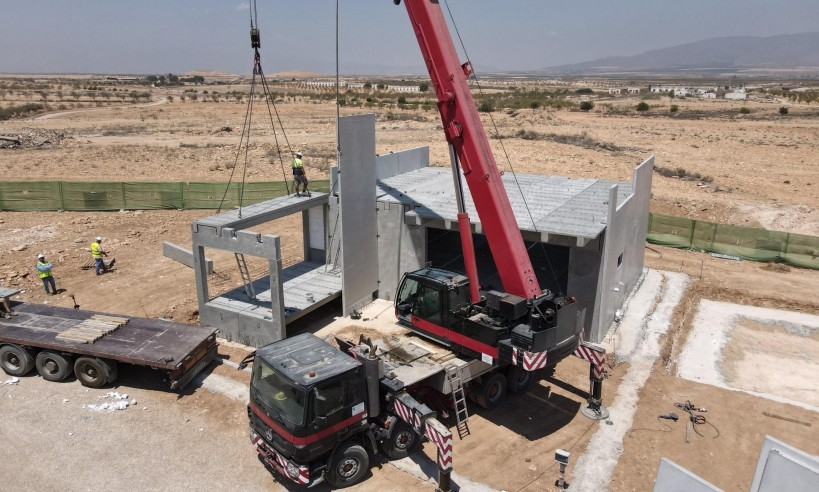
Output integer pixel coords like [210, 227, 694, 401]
[400, 0, 541, 300]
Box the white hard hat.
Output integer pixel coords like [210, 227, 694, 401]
[96, 236, 102, 241]
[37, 253, 45, 259]
[295, 151, 303, 157]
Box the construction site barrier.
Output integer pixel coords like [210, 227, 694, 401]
[2, 183, 817, 270]
[647, 213, 819, 270]
[0, 180, 331, 212]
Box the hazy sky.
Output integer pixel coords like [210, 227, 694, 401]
[2, 0, 818, 75]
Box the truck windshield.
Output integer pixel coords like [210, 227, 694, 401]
[252, 359, 306, 426]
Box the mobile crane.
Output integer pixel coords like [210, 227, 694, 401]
[244, 1, 605, 489]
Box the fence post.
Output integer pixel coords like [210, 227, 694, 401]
[59, 181, 65, 211]
[121, 182, 127, 210]
[689, 219, 696, 250]
[180, 182, 185, 210]
[783, 232, 791, 264]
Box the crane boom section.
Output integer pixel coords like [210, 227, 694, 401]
[402, 0, 540, 299]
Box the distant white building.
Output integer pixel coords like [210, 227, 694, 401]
[386, 85, 420, 93]
[627, 87, 643, 94]
[724, 91, 747, 101]
[347, 83, 366, 90]
[608, 87, 623, 95]
[701, 92, 717, 99]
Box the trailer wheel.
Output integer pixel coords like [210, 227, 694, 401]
[505, 365, 535, 394]
[0, 344, 34, 376]
[326, 443, 369, 488]
[471, 373, 507, 409]
[74, 357, 114, 388]
[35, 351, 73, 382]
[380, 420, 420, 459]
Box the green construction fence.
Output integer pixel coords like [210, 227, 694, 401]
[647, 213, 819, 270]
[0, 180, 331, 212]
[2, 182, 817, 270]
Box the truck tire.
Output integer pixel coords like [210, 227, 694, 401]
[0, 344, 34, 376]
[505, 365, 535, 394]
[380, 420, 420, 459]
[35, 351, 73, 382]
[74, 357, 115, 388]
[471, 373, 507, 409]
[326, 443, 369, 488]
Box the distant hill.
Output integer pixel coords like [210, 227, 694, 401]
[543, 32, 819, 75]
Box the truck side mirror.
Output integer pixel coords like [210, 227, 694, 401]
[396, 302, 412, 316]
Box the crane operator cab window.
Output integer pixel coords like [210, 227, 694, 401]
[397, 277, 445, 325]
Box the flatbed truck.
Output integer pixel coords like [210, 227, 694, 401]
[0, 301, 218, 390]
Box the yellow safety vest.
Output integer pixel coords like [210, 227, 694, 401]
[91, 242, 103, 258]
[37, 261, 52, 278]
[292, 158, 303, 169]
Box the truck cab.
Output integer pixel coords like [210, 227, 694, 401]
[248, 333, 369, 486]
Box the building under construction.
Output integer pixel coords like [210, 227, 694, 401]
[190, 114, 652, 347]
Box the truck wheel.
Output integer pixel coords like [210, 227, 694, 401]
[471, 373, 507, 409]
[0, 344, 34, 376]
[380, 420, 420, 459]
[505, 365, 535, 394]
[35, 351, 73, 382]
[74, 357, 114, 388]
[326, 443, 369, 488]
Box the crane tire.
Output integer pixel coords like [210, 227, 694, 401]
[326, 443, 369, 488]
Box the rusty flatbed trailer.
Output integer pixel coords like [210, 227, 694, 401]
[0, 302, 218, 390]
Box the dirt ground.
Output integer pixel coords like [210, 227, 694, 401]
[2, 78, 819, 491]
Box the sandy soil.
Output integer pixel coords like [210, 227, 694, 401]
[2, 79, 819, 491]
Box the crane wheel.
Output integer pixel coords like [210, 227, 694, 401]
[35, 351, 73, 382]
[326, 443, 369, 488]
[470, 373, 507, 409]
[0, 344, 35, 376]
[380, 420, 420, 459]
[505, 365, 535, 394]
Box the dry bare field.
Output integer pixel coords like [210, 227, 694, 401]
[2, 76, 819, 491]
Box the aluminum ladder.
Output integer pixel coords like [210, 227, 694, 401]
[445, 364, 470, 439]
[234, 253, 256, 300]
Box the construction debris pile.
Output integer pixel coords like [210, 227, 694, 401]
[0, 128, 65, 149]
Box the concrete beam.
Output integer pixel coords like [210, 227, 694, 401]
[163, 241, 213, 274]
[194, 193, 329, 234]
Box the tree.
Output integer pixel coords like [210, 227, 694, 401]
[419, 82, 429, 92]
[397, 96, 407, 105]
[364, 82, 372, 89]
[670, 105, 679, 113]
[739, 107, 750, 114]
[636, 102, 650, 112]
[530, 101, 540, 111]
[580, 101, 594, 111]
[779, 106, 789, 115]
[377, 83, 386, 90]
[575, 88, 593, 94]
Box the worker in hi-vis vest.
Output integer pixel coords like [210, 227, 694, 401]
[292, 151, 311, 197]
[91, 236, 110, 275]
[36, 253, 58, 295]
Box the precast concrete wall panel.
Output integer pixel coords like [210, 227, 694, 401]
[653, 458, 722, 492]
[375, 146, 429, 180]
[338, 114, 379, 315]
[750, 436, 819, 492]
[376, 201, 427, 301]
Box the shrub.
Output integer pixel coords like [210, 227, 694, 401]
[670, 105, 679, 113]
[575, 88, 593, 94]
[580, 101, 594, 111]
[530, 101, 540, 110]
[478, 101, 494, 113]
[397, 96, 407, 104]
[419, 82, 429, 92]
[636, 102, 650, 112]
[739, 107, 750, 114]
[779, 106, 789, 115]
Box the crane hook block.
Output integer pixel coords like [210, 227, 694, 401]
[250, 27, 261, 49]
